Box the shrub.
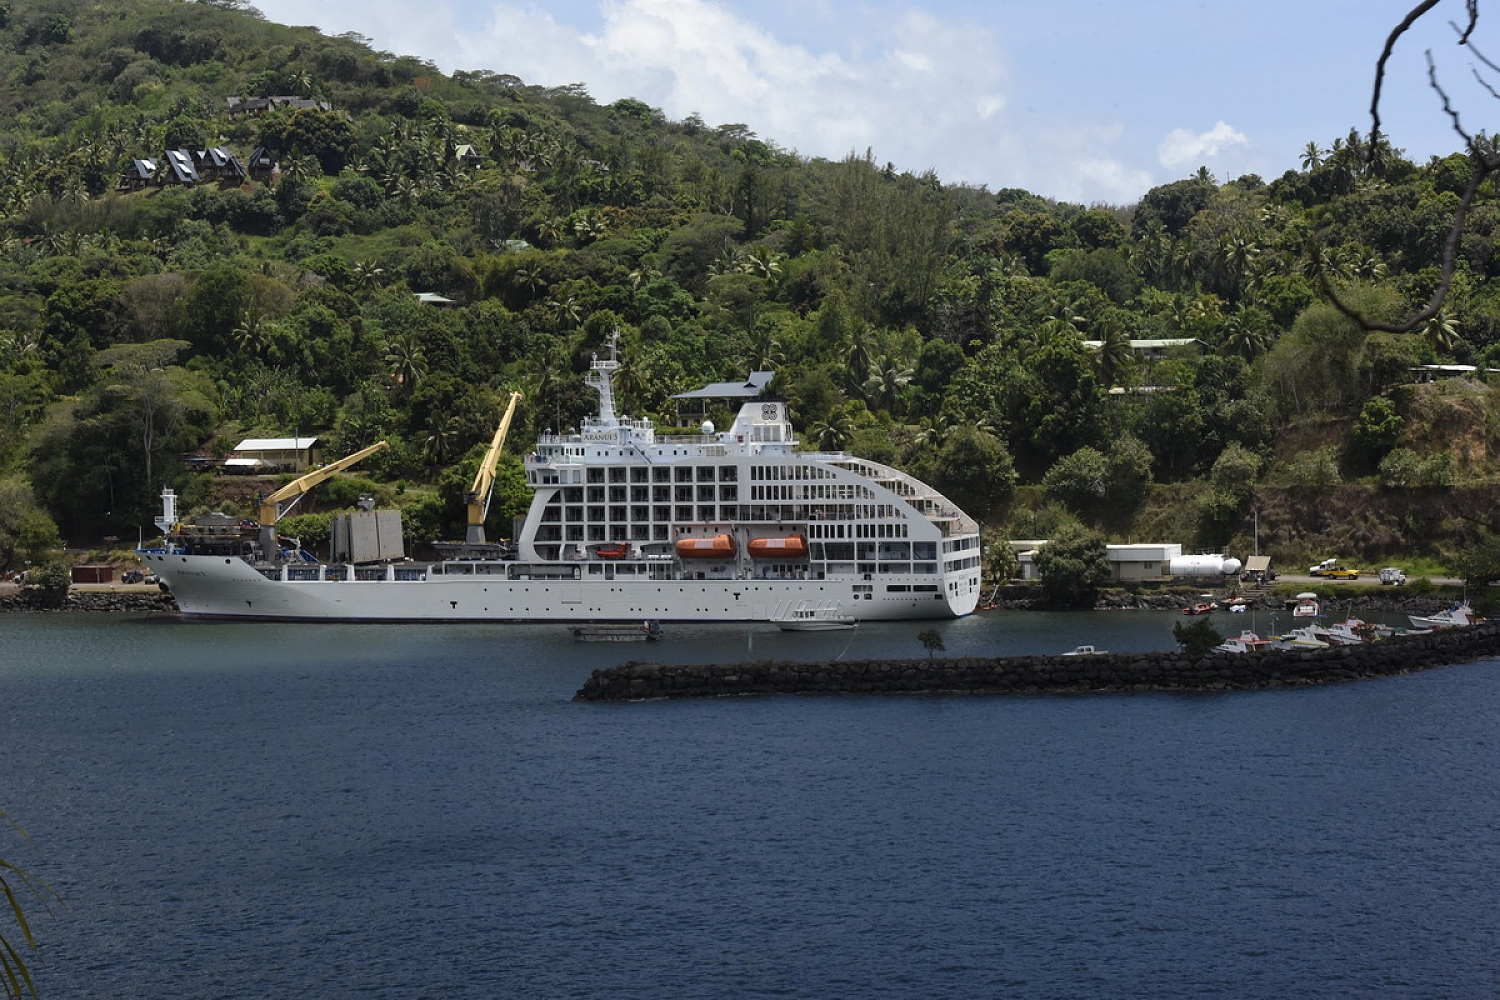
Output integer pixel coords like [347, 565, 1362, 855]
[25, 561, 72, 608]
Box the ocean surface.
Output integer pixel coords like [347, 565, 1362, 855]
[2, 608, 1498, 999]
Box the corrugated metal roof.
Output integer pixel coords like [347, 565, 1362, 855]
[235, 437, 319, 451]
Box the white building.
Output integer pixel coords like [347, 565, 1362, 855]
[229, 437, 322, 473]
[1009, 540, 1239, 582]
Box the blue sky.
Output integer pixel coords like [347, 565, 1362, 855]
[248, 0, 1490, 205]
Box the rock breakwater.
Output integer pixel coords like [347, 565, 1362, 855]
[575, 624, 1500, 701]
[0, 591, 177, 614]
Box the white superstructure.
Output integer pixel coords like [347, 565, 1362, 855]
[142, 348, 983, 622]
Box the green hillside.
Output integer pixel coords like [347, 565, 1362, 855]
[1, 0, 1498, 576]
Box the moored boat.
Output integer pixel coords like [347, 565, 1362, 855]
[1291, 593, 1320, 618]
[1408, 602, 1478, 630]
[1212, 630, 1273, 653]
[773, 601, 856, 631]
[142, 340, 983, 623]
[573, 621, 663, 642]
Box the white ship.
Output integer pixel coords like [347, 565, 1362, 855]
[141, 346, 983, 622]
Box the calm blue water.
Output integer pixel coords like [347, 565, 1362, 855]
[3, 609, 1498, 999]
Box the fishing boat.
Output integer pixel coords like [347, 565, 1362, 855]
[772, 602, 857, 631]
[572, 621, 663, 642]
[1270, 626, 1330, 650]
[1212, 630, 1273, 653]
[1323, 618, 1392, 645]
[1291, 593, 1320, 618]
[1408, 602, 1477, 630]
[142, 340, 983, 622]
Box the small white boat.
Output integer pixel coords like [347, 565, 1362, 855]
[1291, 592, 1320, 618]
[572, 621, 664, 642]
[1408, 602, 1477, 630]
[1212, 630, 1272, 653]
[1270, 626, 1329, 650]
[773, 602, 856, 631]
[1324, 618, 1393, 645]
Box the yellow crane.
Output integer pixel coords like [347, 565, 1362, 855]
[466, 392, 523, 544]
[256, 440, 390, 555]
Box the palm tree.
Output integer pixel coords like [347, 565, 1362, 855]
[842, 323, 876, 389]
[1422, 311, 1460, 356]
[628, 265, 661, 290]
[232, 310, 273, 359]
[2, 817, 53, 1000]
[738, 245, 785, 282]
[805, 406, 854, 452]
[383, 334, 428, 395]
[350, 260, 386, 295]
[1094, 325, 1133, 388]
[1219, 311, 1271, 361]
[423, 416, 465, 467]
[548, 294, 583, 332]
[740, 325, 786, 371]
[863, 356, 914, 414]
[1300, 141, 1328, 171]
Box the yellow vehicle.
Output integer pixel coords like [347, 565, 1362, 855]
[1324, 567, 1361, 580]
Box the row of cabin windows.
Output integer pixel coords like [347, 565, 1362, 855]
[567, 485, 737, 503]
[750, 464, 835, 481]
[585, 465, 740, 484]
[542, 500, 905, 524]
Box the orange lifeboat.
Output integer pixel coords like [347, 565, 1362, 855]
[747, 534, 807, 559]
[675, 534, 736, 559]
[594, 543, 629, 559]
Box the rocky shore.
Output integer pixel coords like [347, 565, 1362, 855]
[574, 622, 1500, 702]
[0, 589, 178, 613]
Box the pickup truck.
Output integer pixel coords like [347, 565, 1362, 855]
[1323, 567, 1360, 580]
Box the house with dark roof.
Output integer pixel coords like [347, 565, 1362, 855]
[225, 95, 334, 117]
[194, 146, 248, 184]
[454, 144, 485, 168]
[117, 158, 157, 191]
[161, 149, 201, 185]
[247, 146, 278, 182]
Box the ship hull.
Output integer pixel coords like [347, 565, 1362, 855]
[144, 553, 979, 622]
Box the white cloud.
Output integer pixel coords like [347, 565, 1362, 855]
[1156, 120, 1249, 169]
[248, 0, 1171, 202]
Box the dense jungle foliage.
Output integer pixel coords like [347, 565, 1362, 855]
[2, 0, 1499, 572]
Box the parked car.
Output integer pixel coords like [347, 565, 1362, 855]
[1324, 567, 1361, 580]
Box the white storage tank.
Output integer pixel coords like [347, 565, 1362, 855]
[1169, 554, 1243, 577]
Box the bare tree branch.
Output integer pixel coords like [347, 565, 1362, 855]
[1369, 0, 1451, 153]
[1329, 0, 1495, 333]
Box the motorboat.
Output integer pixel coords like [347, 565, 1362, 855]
[1212, 630, 1273, 653]
[1182, 596, 1217, 615]
[1408, 602, 1478, 630]
[773, 602, 856, 631]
